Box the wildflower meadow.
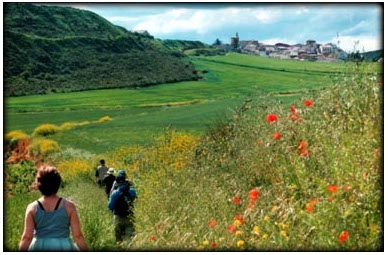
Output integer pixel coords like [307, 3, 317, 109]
[4, 62, 382, 251]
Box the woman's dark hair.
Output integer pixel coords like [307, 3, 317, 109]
[100, 159, 105, 165]
[36, 166, 62, 196]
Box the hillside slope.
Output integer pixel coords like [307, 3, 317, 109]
[4, 3, 200, 96]
[362, 50, 383, 62]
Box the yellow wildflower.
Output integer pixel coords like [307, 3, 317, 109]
[233, 220, 243, 227]
[279, 222, 289, 230]
[271, 205, 278, 212]
[235, 230, 243, 236]
[237, 240, 245, 248]
[369, 225, 379, 232]
[203, 240, 209, 246]
[262, 233, 269, 239]
[280, 230, 289, 241]
[252, 226, 260, 235]
[287, 185, 297, 190]
[197, 245, 204, 250]
[264, 215, 270, 221]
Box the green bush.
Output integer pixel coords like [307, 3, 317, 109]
[5, 161, 37, 196]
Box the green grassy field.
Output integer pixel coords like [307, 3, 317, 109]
[5, 53, 361, 153]
[4, 54, 382, 251]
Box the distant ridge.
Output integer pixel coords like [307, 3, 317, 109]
[4, 3, 202, 96]
[362, 50, 383, 62]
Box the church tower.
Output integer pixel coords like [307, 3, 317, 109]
[231, 32, 239, 49]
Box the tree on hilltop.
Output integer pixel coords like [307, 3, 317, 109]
[212, 38, 222, 46]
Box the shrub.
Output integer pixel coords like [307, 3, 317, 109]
[5, 130, 30, 152]
[5, 130, 30, 141]
[32, 123, 61, 137]
[78, 121, 90, 126]
[97, 116, 113, 122]
[60, 122, 79, 130]
[29, 138, 60, 156]
[5, 160, 37, 196]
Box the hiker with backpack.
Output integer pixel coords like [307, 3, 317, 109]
[108, 170, 137, 243]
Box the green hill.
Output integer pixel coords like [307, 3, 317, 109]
[4, 3, 200, 96]
[362, 50, 383, 62]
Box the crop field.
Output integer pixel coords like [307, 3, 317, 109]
[4, 53, 357, 153]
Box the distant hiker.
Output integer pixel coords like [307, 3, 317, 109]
[19, 165, 88, 251]
[95, 159, 109, 187]
[108, 170, 137, 243]
[102, 168, 116, 198]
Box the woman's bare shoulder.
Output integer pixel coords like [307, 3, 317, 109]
[64, 198, 77, 212]
[25, 201, 38, 215]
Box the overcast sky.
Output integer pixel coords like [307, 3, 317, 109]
[55, 3, 382, 52]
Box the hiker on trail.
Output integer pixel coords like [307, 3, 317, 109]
[95, 159, 109, 187]
[108, 170, 137, 243]
[19, 165, 88, 251]
[102, 168, 116, 198]
[110, 169, 127, 194]
[110, 169, 137, 203]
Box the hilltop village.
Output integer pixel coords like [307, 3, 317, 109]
[214, 33, 348, 62]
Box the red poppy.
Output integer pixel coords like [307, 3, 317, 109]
[328, 185, 338, 193]
[309, 198, 319, 205]
[306, 204, 314, 213]
[249, 188, 259, 202]
[339, 231, 349, 243]
[235, 215, 243, 220]
[290, 105, 297, 112]
[328, 196, 334, 202]
[227, 224, 236, 233]
[150, 235, 156, 241]
[212, 242, 217, 248]
[298, 141, 308, 150]
[300, 149, 309, 156]
[290, 114, 298, 121]
[273, 132, 282, 140]
[266, 114, 278, 123]
[233, 197, 240, 204]
[234, 215, 244, 224]
[209, 219, 217, 228]
[304, 100, 313, 107]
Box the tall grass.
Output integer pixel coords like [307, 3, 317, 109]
[130, 63, 382, 251]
